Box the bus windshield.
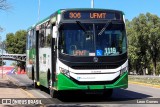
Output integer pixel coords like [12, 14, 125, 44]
[59, 23, 127, 56]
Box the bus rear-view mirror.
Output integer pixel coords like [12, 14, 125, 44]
[52, 26, 58, 38]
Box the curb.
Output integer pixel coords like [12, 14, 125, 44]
[5, 74, 35, 98]
[129, 81, 160, 88]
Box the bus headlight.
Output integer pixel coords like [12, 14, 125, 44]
[59, 67, 70, 77]
[120, 66, 128, 75]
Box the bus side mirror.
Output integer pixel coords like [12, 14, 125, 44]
[52, 26, 58, 38]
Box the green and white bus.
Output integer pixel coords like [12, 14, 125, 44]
[26, 8, 128, 97]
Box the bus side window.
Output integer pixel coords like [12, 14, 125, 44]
[46, 27, 51, 47]
[32, 29, 36, 47]
[26, 32, 29, 50]
[29, 31, 32, 49]
[39, 30, 45, 47]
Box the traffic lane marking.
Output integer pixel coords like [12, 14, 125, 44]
[20, 88, 35, 98]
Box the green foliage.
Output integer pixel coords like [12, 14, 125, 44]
[156, 62, 160, 75]
[127, 13, 160, 75]
[0, 61, 5, 66]
[5, 30, 27, 54]
[5, 30, 26, 68]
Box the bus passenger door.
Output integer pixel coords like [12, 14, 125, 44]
[35, 30, 39, 82]
[51, 26, 57, 86]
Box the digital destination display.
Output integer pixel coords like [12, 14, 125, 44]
[63, 11, 122, 20]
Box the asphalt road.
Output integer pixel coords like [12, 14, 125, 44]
[6, 74, 160, 107]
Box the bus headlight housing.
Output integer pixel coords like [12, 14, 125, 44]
[59, 67, 70, 78]
[120, 66, 128, 76]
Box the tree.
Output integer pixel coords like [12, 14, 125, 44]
[126, 17, 149, 75]
[5, 30, 27, 54]
[0, 40, 6, 66]
[126, 13, 160, 75]
[0, 61, 6, 66]
[0, 0, 11, 66]
[145, 13, 160, 76]
[0, 0, 11, 33]
[5, 30, 27, 69]
[0, 0, 11, 45]
[5, 33, 14, 53]
[0, 0, 10, 10]
[126, 20, 138, 73]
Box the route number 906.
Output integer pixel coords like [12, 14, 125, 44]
[69, 12, 81, 19]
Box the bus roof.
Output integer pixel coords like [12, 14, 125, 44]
[60, 8, 124, 13]
[27, 8, 124, 31]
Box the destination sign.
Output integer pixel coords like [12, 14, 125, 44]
[63, 11, 122, 20]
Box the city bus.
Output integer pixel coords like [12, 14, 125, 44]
[26, 8, 128, 97]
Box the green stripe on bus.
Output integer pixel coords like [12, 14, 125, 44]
[56, 72, 128, 90]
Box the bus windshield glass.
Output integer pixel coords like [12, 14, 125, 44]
[59, 23, 127, 56]
[95, 23, 127, 56]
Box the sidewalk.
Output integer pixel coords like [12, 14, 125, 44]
[0, 74, 33, 98]
[6, 74, 33, 88]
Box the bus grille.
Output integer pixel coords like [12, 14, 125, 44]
[70, 75, 120, 85]
[71, 64, 119, 70]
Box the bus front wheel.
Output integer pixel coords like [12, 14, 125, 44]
[33, 81, 38, 88]
[32, 67, 38, 88]
[50, 88, 58, 98]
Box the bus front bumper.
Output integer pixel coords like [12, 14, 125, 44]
[55, 72, 128, 90]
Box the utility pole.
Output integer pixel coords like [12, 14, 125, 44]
[38, 0, 40, 21]
[91, 0, 94, 8]
[0, 37, 3, 79]
[1, 42, 3, 79]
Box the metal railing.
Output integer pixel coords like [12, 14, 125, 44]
[0, 54, 26, 62]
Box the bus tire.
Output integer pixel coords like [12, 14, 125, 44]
[33, 81, 38, 88]
[31, 66, 34, 80]
[32, 67, 38, 88]
[103, 89, 113, 98]
[50, 88, 58, 98]
[47, 69, 51, 88]
[47, 70, 58, 98]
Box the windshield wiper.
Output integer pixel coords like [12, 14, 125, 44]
[76, 21, 87, 33]
[98, 20, 111, 36]
[76, 21, 93, 37]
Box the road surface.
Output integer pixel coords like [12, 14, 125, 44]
[4, 74, 160, 107]
[0, 75, 38, 107]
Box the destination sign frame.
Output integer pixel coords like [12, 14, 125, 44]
[63, 11, 122, 20]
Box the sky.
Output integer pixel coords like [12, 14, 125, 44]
[0, 0, 160, 65]
[0, 0, 160, 40]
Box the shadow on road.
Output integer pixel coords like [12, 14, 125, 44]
[0, 80, 18, 88]
[22, 84, 152, 104]
[5, 74, 153, 104]
[55, 89, 152, 103]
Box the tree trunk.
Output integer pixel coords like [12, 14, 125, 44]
[143, 68, 146, 75]
[153, 60, 156, 76]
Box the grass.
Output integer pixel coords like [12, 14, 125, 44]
[129, 75, 160, 85]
